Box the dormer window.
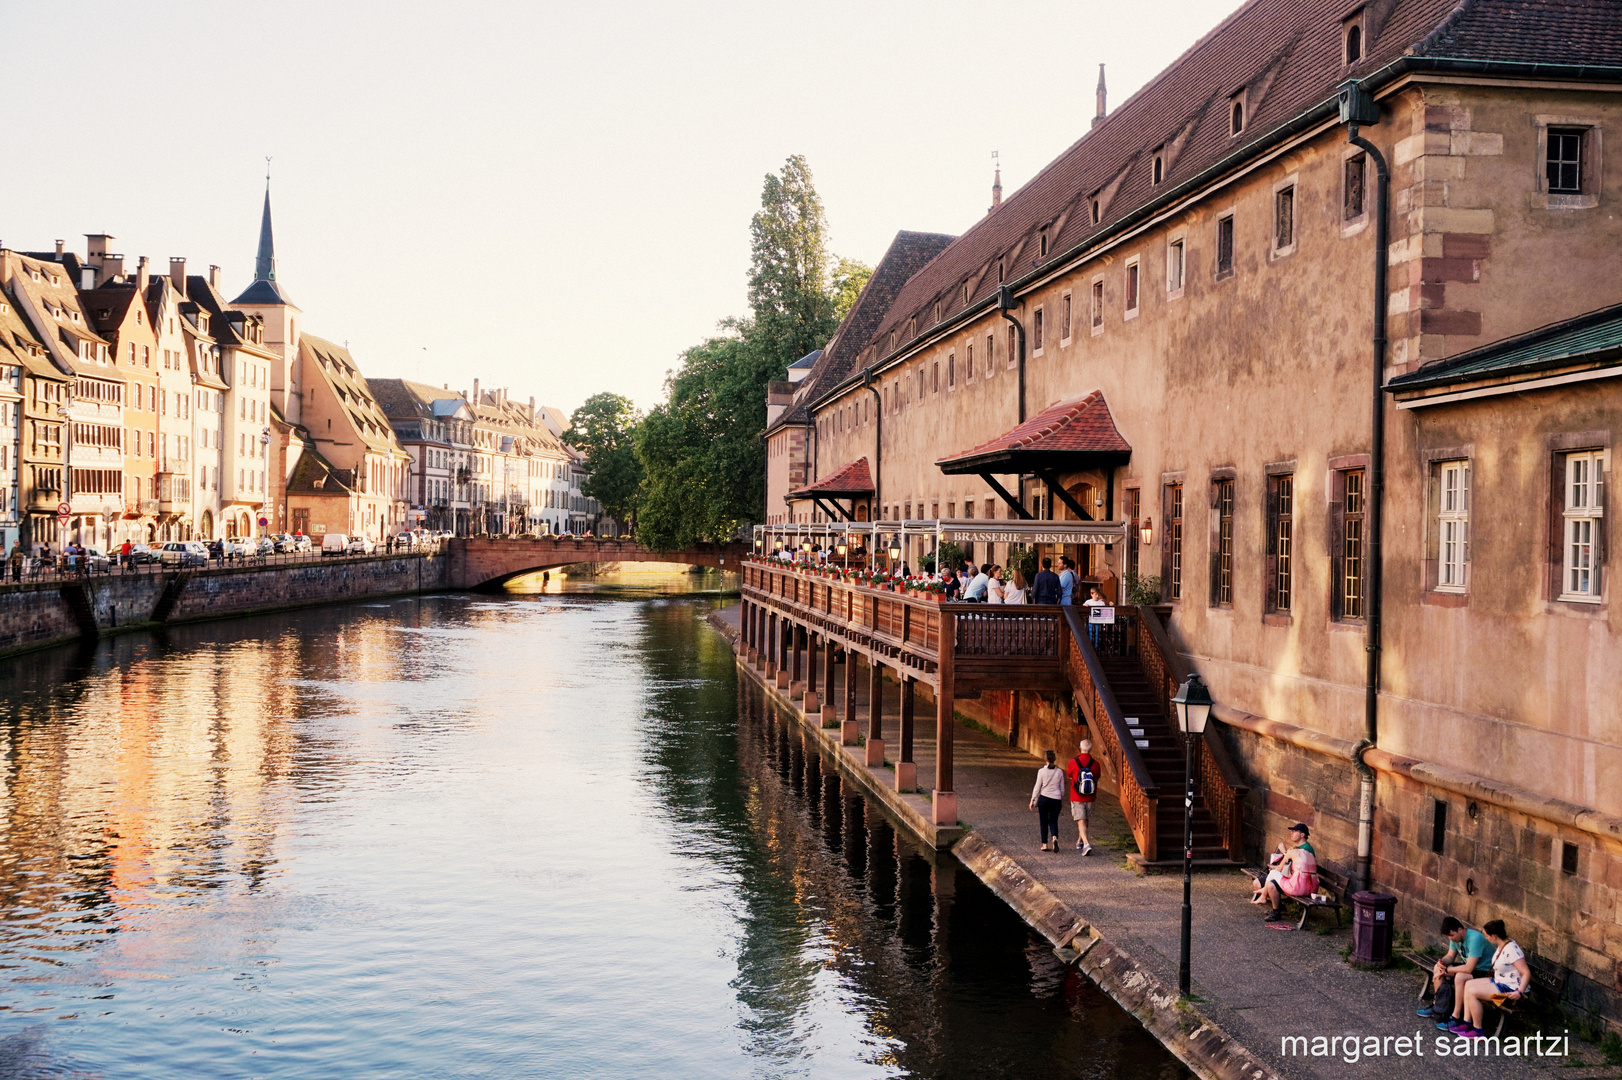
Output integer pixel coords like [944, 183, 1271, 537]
[997, 258, 1005, 283]
[1230, 94, 1246, 135]
[962, 282, 971, 306]
[1039, 229, 1049, 258]
[932, 301, 941, 324]
[1152, 149, 1165, 185]
[1344, 21, 1363, 64]
[1090, 197, 1101, 224]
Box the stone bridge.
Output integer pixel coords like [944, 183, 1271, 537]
[447, 537, 747, 590]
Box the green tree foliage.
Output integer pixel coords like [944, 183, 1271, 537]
[564, 392, 644, 531]
[631, 155, 872, 549]
[829, 257, 873, 322]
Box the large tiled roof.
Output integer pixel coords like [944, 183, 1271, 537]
[936, 391, 1130, 473]
[1388, 300, 1622, 393]
[770, 231, 954, 432]
[302, 333, 407, 457]
[0, 286, 61, 383]
[840, 0, 1619, 386]
[789, 456, 874, 498]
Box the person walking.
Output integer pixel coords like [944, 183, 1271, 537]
[120, 539, 133, 574]
[8, 542, 22, 583]
[1057, 555, 1077, 605]
[1032, 557, 1061, 604]
[1029, 750, 1067, 852]
[1067, 739, 1100, 854]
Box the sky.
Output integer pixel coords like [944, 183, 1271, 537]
[0, 0, 1244, 418]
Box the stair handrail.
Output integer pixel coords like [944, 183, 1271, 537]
[1133, 606, 1250, 858]
[1062, 606, 1159, 861]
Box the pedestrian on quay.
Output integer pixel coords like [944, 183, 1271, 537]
[1067, 739, 1099, 854]
[1029, 750, 1067, 852]
[120, 539, 133, 573]
[1032, 557, 1061, 604]
[1419, 916, 1492, 1022]
[1057, 555, 1077, 605]
[8, 542, 22, 583]
[985, 565, 1006, 604]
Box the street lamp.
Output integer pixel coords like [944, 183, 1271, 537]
[1170, 671, 1213, 998]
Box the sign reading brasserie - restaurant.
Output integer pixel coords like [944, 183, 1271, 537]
[938, 524, 1127, 547]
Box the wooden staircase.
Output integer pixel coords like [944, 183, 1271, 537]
[1098, 655, 1229, 862]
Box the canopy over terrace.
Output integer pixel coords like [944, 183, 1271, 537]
[753, 518, 1126, 571]
[787, 457, 873, 522]
[935, 390, 1130, 522]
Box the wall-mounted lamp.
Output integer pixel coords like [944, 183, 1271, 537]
[1140, 517, 1154, 546]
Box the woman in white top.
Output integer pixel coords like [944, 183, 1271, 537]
[985, 566, 1006, 604]
[1029, 750, 1067, 852]
[1003, 569, 1029, 605]
[1457, 919, 1531, 1038]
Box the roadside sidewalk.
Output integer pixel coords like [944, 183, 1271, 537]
[717, 621, 1616, 1080]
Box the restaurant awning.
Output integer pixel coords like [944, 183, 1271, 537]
[934, 390, 1130, 475]
[787, 457, 874, 522]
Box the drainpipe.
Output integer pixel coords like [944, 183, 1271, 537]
[862, 370, 883, 525]
[1343, 81, 1387, 897]
[998, 285, 1030, 519]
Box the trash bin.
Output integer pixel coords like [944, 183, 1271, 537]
[1352, 891, 1397, 965]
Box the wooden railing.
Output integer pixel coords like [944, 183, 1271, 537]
[1062, 606, 1160, 861]
[1134, 607, 1250, 860]
[954, 609, 1062, 657]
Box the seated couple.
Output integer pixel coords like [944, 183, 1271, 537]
[1422, 917, 1531, 1039]
[1250, 823, 1317, 921]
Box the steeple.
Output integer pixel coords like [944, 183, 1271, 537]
[989, 151, 1003, 214]
[255, 172, 276, 282]
[1093, 64, 1108, 128]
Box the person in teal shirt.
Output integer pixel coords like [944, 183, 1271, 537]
[1057, 555, 1076, 604]
[1422, 916, 1492, 1020]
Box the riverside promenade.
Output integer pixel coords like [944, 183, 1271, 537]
[710, 604, 1613, 1080]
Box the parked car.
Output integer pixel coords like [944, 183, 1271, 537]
[347, 534, 375, 555]
[321, 533, 350, 556]
[255, 537, 277, 557]
[392, 532, 418, 550]
[128, 543, 161, 565]
[222, 537, 256, 560]
[271, 534, 295, 553]
[159, 541, 209, 568]
[290, 534, 313, 553]
[78, 546, 112, 573]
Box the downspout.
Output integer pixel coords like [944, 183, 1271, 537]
[1344, 81, 1387, 897]
[998, 285, 1030, 521]
[862, 369, 883, 523]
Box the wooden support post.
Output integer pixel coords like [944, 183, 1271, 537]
[789, 623, 804, 699]
[865, 660, 885, 767]
[896, 676, 916, 791]
[775, 614, 790, 689]
[841, 649, 859, 745]
[765, 613, 777, 679]
[933, 609, 957, 825]
[820, 637, 837, 726]
[803, 631, 820, 713]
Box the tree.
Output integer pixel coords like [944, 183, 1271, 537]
[829, 256, 873, 321]
[564, 392, 644, 533]
[748, 155, 839, 371]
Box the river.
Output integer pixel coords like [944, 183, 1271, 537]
[0, 573, 1187, 1079]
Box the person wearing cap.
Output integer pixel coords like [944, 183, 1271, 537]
[1255, 823, 1318, 921]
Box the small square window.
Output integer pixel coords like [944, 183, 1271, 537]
[1548, 128, 1585, 194]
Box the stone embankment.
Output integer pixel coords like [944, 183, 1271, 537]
[0, 553, 447, 658]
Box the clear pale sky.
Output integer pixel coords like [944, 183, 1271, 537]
[0, 0, 1242, 418]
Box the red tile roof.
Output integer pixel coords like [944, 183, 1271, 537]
[790, 456, 874, 497]
[936, 392, 1130, 473]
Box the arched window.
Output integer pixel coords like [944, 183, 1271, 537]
[1345, 24, 1362, 63]
[1230, 98, 1245, 135]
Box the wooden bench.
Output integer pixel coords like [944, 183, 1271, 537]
[1242, 864, 1348, 930]
[1481, 955, 1568, 1037]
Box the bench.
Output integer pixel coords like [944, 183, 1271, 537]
[1242, 864, 1347, 930]
[1482, 955, 1568, 1037]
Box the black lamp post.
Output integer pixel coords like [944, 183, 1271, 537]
[1170, 671, 1213, 998]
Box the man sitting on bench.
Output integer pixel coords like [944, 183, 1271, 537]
[1253, 823, 1318, 922]
[1420, 916, 1492, 1021]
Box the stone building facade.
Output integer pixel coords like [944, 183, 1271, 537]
[765, 0, 1622, 1027]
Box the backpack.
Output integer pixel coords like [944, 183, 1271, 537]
[1071, 756, 1097, 798]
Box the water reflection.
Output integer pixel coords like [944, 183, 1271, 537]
[0, 588, 1183, 1079]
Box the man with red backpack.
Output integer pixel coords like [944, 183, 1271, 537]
[1067, 738, 1100, 854]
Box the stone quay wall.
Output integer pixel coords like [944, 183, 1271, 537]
[0, 553, 449, 658]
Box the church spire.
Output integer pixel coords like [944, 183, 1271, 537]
[1093, 64, 1108, 128]
[255, 161, 276, 282]
[989, 151, 1003, 214]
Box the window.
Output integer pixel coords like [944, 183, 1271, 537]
[931, 362, 939, 393]
[1125, 260, 1140, 315]
[1274, 185, 1295, 251]
[987, 333, 996, 374]
[1167, 238, 1185, 293]
[1561, 450, 1605, 600]
[1213, 479, 1234, 606]
[917, 368, 925, 402]
[1345, 23, 1362, 64]
[965, 342, 974, 380]
[1230, 95, 1245, 135]
[1007, 325, 1017, 368]
[1151, 151, 1164, 185]
[1061, 293, 1073, 341]
[1168, 484, 1184, 600]
[1268, 473, 1294, 612]
[1090, 280, 1104, 331]
[1216, 215, 1235, 276]
[1033, 307, 1045, 352]
[1039, 229, 1049, 258]
[1090, 197, 1101, 225]
[1547, 128, 1585, 194]
[947, 352, 956, 388]
[1335, 469, 1367, 620]
[1127, 488, 1142, 576]
[1430, 800, 1446, 855]
[1344, 154, 1367, 220]
[1438, 461, 1470, 591]
[997, 258, 1005, 283]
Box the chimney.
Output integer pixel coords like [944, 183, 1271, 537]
[472, 378, 480, 404]
[79, 266, 96, 290]
[169, 257, 186, 290]
[529, 395, 536, 422]
[1093, 64, 1107, 128]
[136, 256, 149, 294]
[54, 240, 64, 258]
[209, 265, 220, 289]
[102, 255, 124, 281]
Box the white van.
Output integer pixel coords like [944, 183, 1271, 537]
[321, 533, 350, 556]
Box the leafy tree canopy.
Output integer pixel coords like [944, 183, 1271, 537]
[564, 392, 644, 531]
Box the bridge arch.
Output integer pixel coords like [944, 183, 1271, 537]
[447, 537, 747, 590]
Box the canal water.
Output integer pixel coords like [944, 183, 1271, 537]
[0, 575, 1187, 1079]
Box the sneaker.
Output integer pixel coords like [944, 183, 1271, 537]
[1264, 909, 1281, 922]
[1436, 1019, 1455, 1031]
[1460, 1027, 1483, 1039]
[1076, 839, 1084, 850]
[1082, 844, 1093, 856]
[1417, 1005, 1438, 1018]
[1446, 1020, 1471, 1034]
